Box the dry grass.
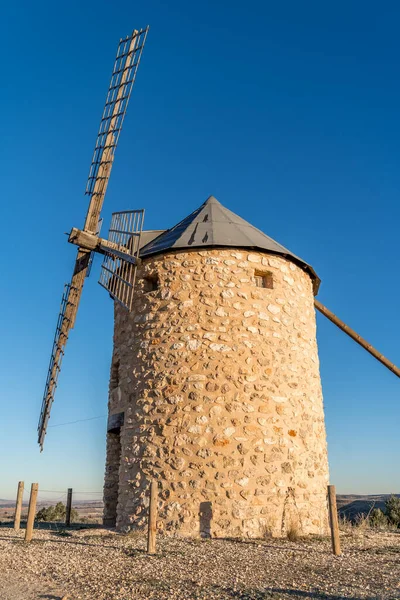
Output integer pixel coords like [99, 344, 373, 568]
[126, 528, 145, 539]
[286, 523, 301, 542]
[339, 512, 398, 534]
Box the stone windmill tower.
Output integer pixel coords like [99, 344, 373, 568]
[103, 196, 330, 538]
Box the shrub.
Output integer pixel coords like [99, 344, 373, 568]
[369, 508, 388, 528]
[385, 495, 400, 527]
[36, 502, 78, 523]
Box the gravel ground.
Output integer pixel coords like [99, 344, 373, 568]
[0, 527, 399, 599]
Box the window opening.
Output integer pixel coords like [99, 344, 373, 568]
[254, 270, 273, 289]
[143, 275, 159, 293]
[110, 358, 120, 389]
[103, 428, 122, 527]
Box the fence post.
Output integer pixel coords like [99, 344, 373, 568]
[328, 484, 341, 556]
[65, 488, 73, 527]
[147, 480, 157, 554]
[14, 481, 24, 531]
[24, 483, 39, 542]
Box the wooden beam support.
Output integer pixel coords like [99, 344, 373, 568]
[315, 299, 400, 378]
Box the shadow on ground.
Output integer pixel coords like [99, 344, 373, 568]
[215, 537, 321, 554]
[264, 590, 373, 600]
[0, 521, 101, 531]
[135, 577, 378, 600]
[0, 534, 124, 552]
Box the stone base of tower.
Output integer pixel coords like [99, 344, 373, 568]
[113, 483, 329, 538]
[104, 248, 330, 539]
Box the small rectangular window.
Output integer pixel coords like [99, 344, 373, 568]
[143, 275, 159, 293]
[254, 270, 273, 289]
[110, 358, 119, 389]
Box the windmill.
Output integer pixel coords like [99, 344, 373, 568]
[37, 31, 400, 539]
[37, 28, 150, 450]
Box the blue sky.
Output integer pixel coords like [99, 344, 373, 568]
[1, 0, 399, 500]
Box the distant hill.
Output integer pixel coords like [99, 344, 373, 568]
[337, 494, 399, 520]
[0, 498, 101, 508]
[0, 500, 15, 507]
[1, 495, 398, 520]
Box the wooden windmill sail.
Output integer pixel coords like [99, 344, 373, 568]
[38, 28, 150, 450]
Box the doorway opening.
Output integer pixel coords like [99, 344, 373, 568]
[103, 415, 124, 527]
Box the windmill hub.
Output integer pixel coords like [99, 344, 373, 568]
[68, 227, 141, 265]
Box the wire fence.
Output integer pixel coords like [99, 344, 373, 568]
[1, 486, 104, 527]
[2, 482, 343, 556]
[2, 484, 332, 529]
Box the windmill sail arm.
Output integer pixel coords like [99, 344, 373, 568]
[38, 27, 149, 450]
[314, 299, 400, 378]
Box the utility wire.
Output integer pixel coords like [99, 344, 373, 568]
[73, 491, 103, 494]
[48, 415, 106, 428]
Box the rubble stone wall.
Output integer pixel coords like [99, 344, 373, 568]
[104, 248, 329, 537]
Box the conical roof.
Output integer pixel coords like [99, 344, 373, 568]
[140, 196, 320, 293]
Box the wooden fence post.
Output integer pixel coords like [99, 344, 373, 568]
[24, 483, 39, 542]
[328, 485, 341, 556]
[65, 488, 73, 527]
[147, 480, 157, 554]
[14, 481, 24, 531]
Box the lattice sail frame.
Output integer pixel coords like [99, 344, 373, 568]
[99, 209, 145, 310]
[38, 284, 79, 448]
[85, 27, 149, 232]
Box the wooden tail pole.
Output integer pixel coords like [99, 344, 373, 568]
[14, 481, 24, 531]
[65, 488, 73, 527]
[327, 485, 341, 556]
[147, 480, 157, 554]
[24, 483, 39, 542]
[314, 299, 400, 378]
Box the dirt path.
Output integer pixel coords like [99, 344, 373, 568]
[0, 572, 65, 600]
